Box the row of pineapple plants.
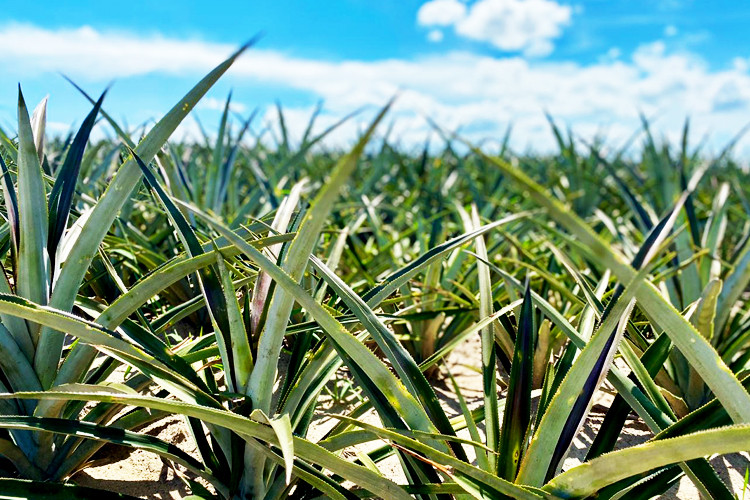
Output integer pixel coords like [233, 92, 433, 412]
[0, 43, 746, 498]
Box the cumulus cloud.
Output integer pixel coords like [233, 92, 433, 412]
[417, 0, 467, 26]
[2, 23, 750, 155]
[417, 0, 572, 56]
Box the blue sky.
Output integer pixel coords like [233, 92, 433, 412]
[2, 0, 750, 154]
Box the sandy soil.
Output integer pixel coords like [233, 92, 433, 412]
[73, 415, 196, 499]
[71, 334, 749, 499]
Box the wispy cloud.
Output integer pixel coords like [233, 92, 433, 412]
[2, 23, 750, 155]
[427, 29, 444, 43]
[0, 24, 228, 78]
[198, 96, 248, 114]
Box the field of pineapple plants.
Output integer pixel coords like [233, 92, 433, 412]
[0, 43, 748, 499]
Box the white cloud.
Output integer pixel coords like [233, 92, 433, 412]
[417, 0, 572, 56]
[427, 29, 444, 43]
[0, 24, 226, 79]
[3, 23, 750, 156]
[664, 24, 678, 37]
[733, 57, 749, 73]
[198, 96, 248, 113]
[417, 0, 467, 26]
[605, 47, 621, 60]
